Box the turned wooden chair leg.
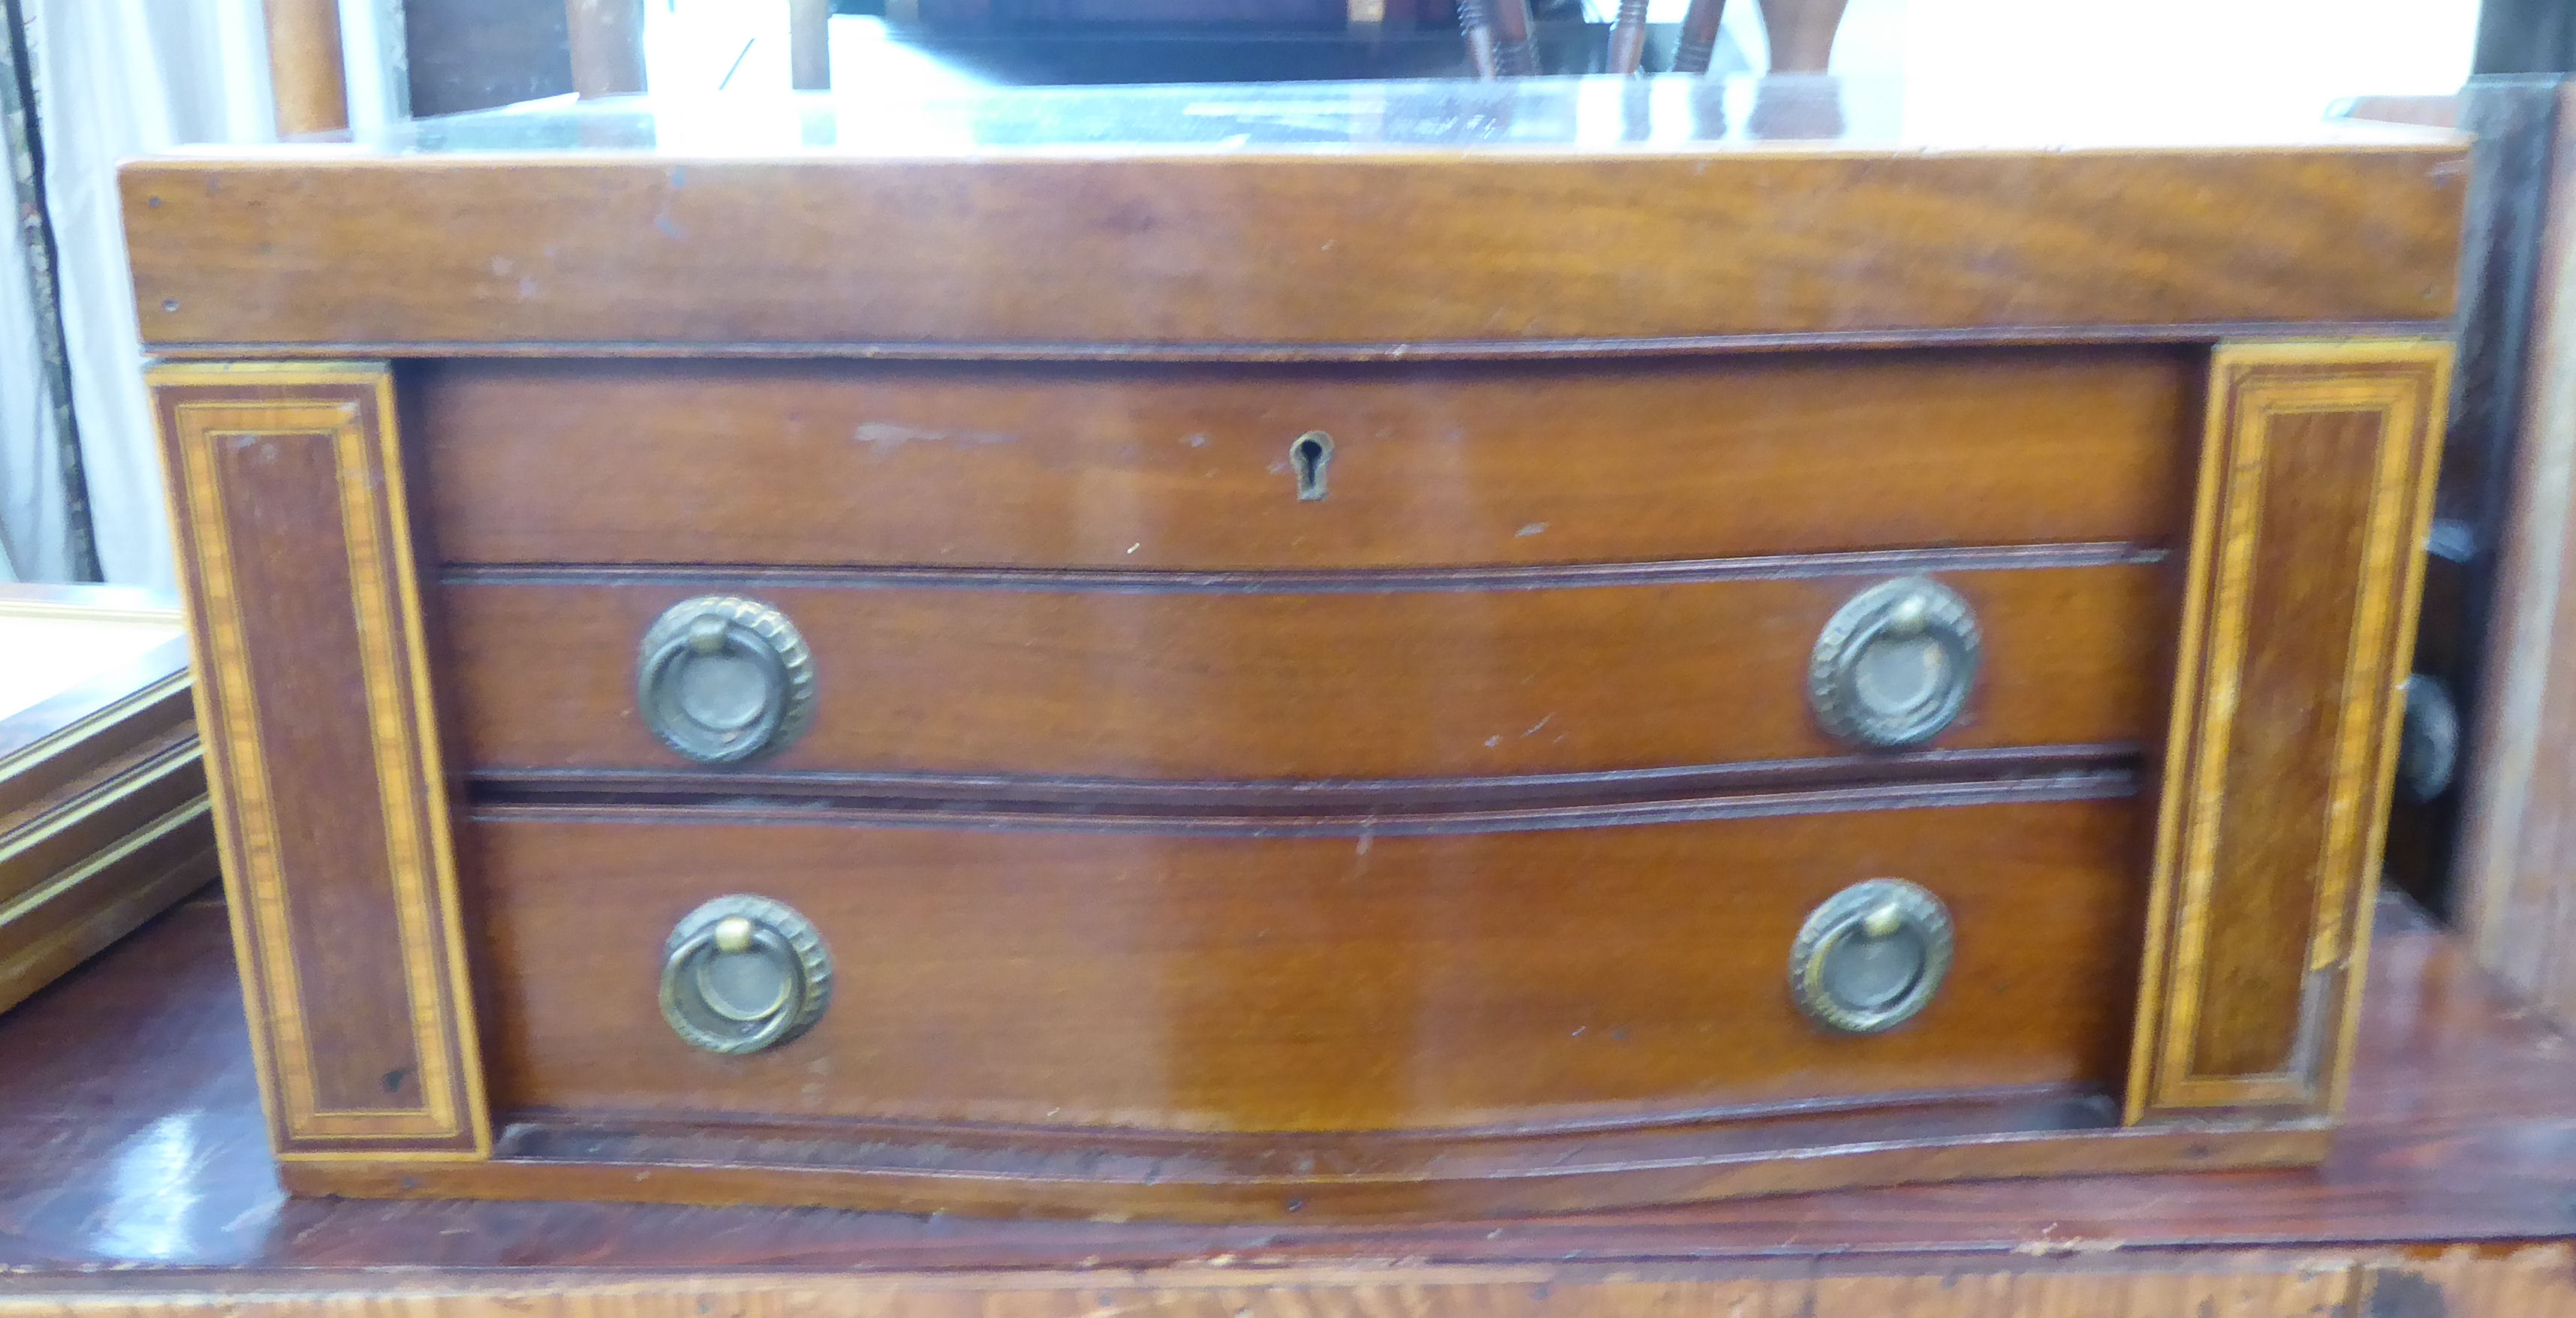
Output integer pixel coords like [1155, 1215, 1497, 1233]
[263, 0, 348, 135]
[1670, 0, 1725, 74]
[1605, 0, 1651, 75]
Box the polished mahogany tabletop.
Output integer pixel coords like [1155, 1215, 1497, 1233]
[0, 887, 2571, 1274]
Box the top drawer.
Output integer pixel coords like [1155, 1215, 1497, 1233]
[416, 349, 2195, 570]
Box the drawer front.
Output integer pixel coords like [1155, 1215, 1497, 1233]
[446, 561, 2165, 781]
[417, 350, 2195, 570]
[470, 797, 2145, 1133]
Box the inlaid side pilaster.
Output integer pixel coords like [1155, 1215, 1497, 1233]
[2130, 342, 2450, 1119]
[152, 362, 487, 1158]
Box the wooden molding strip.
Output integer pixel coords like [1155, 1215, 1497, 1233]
[137, 320, 2458, 362]
[445, 543, 2164, 594]
[472, 764, 2139, 838]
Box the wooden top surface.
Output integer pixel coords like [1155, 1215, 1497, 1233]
[119, 77, 2468, 354]
[4, 891, 2573, 1275]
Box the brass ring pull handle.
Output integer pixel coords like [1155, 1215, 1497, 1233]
[1788, 878, 1953, 1034]
[659, 895, 833, 1055]
[1808, 576, 1981, 749]
[637, 596, 816, 764]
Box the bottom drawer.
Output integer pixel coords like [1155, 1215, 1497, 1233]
[469, 796, 2147, 1135]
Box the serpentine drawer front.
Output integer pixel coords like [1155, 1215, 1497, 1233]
[467, 802, 2137, 1151]
[130, 78, 2463, 1222]
[413, 351, 2196, 570]
[441, 563, 2161, 781]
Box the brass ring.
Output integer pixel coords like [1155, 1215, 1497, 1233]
[658, 895, 833, 1055]
[1788, 878, 1953, 1035]
[636, 595, 817, 764]
[1808, 576, 1981, 749]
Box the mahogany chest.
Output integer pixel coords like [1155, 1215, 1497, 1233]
[123, 78, 2465, 1221]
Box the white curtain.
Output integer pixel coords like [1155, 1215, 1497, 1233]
[20, 0, 270, 591]
[0, 116, 65, 583]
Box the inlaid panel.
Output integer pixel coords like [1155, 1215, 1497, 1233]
[152, 363, 487, 1157]
[2129, 342, 2450, 1118]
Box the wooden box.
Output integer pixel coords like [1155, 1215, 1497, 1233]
[0, 584, 216, 1015]
[121, 77, 2465, 1222]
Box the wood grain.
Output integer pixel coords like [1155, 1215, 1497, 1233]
[469, 799, 2143, 1134]
[440, 560, 2162, 781]
[0, 1251, 2463, 1318]
[413, 351, 2198, 569]
[150, 363, 488, 1158]
[288, 1122, 2326, 1223]
[2129, 342, 2449, 1120]
[429, 796, 2156, 1217]
[119, 149, 2464, 351]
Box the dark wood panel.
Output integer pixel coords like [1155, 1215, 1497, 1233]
[441, 562, 2164, 781]
[415, 351, 2198, 569]
[152, 366, 487, 1157]
[469, 798, 2146, 1139]
[200, 425, 422, 1118]
[2192, 410, 2384, 1076]
[119, 149, 2463, 350]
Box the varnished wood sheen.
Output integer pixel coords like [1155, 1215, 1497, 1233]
[119, 146, 2463, 351]
[414, 352, 2196, 569]
[152, 365, 488, 1158]
[470, 800, 2144, 1137]
[441, 563, 2161, 781]
[120, 84, 2469, 1221]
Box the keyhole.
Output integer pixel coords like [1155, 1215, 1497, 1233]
[1291, 432, 1333, 501]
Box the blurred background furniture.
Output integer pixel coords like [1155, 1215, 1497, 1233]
[2346, 77, 2576, 1037]
[0, 582, 212, 1017]
[263, 0, 1839, 132]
